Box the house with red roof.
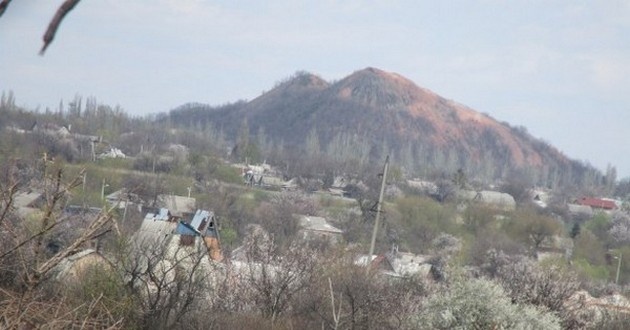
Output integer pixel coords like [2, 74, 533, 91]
[576, 197, 617, 211]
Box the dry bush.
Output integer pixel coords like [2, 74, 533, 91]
[236, 228, 318, 322]
[0, 161, 123, 328]
[0, 288, 123, 329]
[295, 249, 426, 329]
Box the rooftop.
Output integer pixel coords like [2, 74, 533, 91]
[298, 215, 343, 234]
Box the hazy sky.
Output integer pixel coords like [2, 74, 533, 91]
[2, 1, 629, 177]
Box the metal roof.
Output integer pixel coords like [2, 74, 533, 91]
[577, 197, 617, 210]
[143, 208, 171, 222]
[13, 191, 43, 208]
[458, 189, 516, 209]
[298, 215, 343, 234]
[190, 209, 212, 231]
[386, 252, 432, 276]
[135, 217, 176, 245]
[156, 194, 196, 216]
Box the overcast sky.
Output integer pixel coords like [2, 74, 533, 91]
[2, 1, 629, 178]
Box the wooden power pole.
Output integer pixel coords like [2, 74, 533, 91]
[367, 155, 389, 274]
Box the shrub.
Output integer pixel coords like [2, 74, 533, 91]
[416, 277, 561, 329]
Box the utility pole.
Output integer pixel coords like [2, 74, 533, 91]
[82, 172, 87, 209]
[616, 252, 623, 285]
[101, 178, 109, 201]
[122, 200, 128, 225]
[367, 155, 389, 274]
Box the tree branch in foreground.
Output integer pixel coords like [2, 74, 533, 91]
[40, 0, 81, 55]
[0, 0, 12, 19]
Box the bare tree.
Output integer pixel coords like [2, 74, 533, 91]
[434, 178, 456, 203]
[117, 233, 212, 330]
[237, 228, 317, 322]
[255, 191, 317, 247]
[288, 246, 427, 330]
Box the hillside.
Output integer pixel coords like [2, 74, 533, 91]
[169, 68, 598, 187]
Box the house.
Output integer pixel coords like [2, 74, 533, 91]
[244, 172, 298, 191]
[57, 125, 71, 136]
[576, 197, 617, 211]
[354, 254, 379, 267]
[4, 125, 27, 134]
[326, 176, 349, 196]
[53, 249, 110, 284]
[537, 235, 573, 261]
[241, 163, 269, 185]
[229, 224, 269, 262]
[135, 208, 223, 262]
[176, 209, 223, 261]
[407, 179, 439, 195]
[260, 175, 285, 188]
[565, 290, 630, 326]
[246, 164, 270, 175]
[106, 189, 144, 210]
[130, 209, 220, 304]
[31, 122, 71, 136]
[458, 190, 516, 211]
[567, 203, 594, 218]
[155, 194, 196, 218]
[297, 215, 343, 244]
[354, 248, 434, 279]
[327, 187, 345, 197]
[63, 205, 103, 215]
[136, 208, 178, 243]
[13, 190, 46, 218]
[332, 176, 348, 190]
[282, 178, 299, 191]
[530, 188, 551, 208]
[381, 247, 433, 278]
[98, 147, 126, 159]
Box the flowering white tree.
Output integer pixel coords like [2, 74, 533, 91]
[416, 277, 561, 330]
[609, 211, 630, 245]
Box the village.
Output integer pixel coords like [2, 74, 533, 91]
[3, 103, 630, 328]
[9, 143, 630, 328]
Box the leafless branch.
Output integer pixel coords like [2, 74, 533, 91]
[0, 0, 12, 18]
[120, 235, 210, 328]
[328, 277, 342, 330]
[0, 181, 18, 229]
[0, 288, 124, 328]
[40, 0, 81, 55]
[0, 214, 69, 260]
[0, 168, 82, 260]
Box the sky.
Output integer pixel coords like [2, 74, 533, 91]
[2, 1, 630, 177]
